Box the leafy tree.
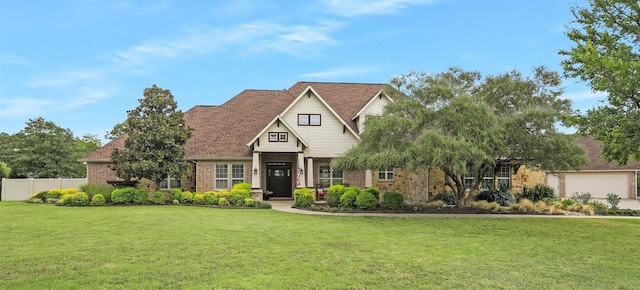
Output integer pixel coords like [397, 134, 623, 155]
[10, 118, 81, 178]
[111, 85, 193, 189]
[560, 0, 640, 165]
[71, 134, 102, 177]
[0, 162, 10, 179]
[334, 67, 587, 206]
[105, 121, 127, 141]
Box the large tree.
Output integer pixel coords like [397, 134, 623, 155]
[111, 85, 193, 189]
[560, 0, 640, 165]
[10, 118, 81, 178]
[334, 67, 587, 205]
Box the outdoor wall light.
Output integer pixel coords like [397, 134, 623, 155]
[253, 167, 258, 175]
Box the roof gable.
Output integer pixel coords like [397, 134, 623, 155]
[247, 115, 308, 148]
[577, 136, 640, 171]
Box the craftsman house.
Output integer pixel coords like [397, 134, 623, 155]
[82, 82, 395, 199]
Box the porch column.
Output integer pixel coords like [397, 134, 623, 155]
[365, 169, 373, 187]
[251, 152, 261, 191]
[307, 157, 314, 187]
[297, 152, 306, 188]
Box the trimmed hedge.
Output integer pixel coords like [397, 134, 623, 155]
[356, 191, 378, 210]
[91, 194, 106, 206]
[382, 191, 404, 211]
[293, 188, 315, 208]
[153, 191, 165, 204]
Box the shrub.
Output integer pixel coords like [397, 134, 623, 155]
[217, 190, 231, 199]
[203, 191, 218, 205]
[293, 188, 315, 208]
[170, 189, 182, 202]
[62, 188, 78, 196]
[382, 191, 404, 211]
[229, 191, 246, 206]
[29, 191, 48, 202]
[180, 191, 194, 204]
[57, 194, 73, 206]
[244, 198, 255, 207]
[355, 191, 378, 210]
[232, 182, 252, 196]
[193, 193, 205, 205]
[111, 187, 137, 204]
[80, 184, 113, 202]
[570, 192, 592, 204]
[47, 189, 64, 200]
[363, 187, 381, 201]
[340, 187, 360, 208]
[589, 201, 608, 215]
[172, 199, 180, 205]
[218, 197, 230, 206]
[91, 194, 106, 206]
[71, 192, 89, 206]
[606, 193, 621, 209]
[326, 184, 346, 207]
[509, 199, 535, 213]
[435, 192, 456, 206]
[256, 201, 272, 209]
[132, 189, 148, 204]
[516, 184, 555, 202]
[152, 191, 165, 204]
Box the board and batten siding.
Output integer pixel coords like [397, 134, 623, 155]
[563, 172, 629, 199]
[254, 122, 303, 152]
[281, 92, 360, 157]
[356, 95, 391, 131]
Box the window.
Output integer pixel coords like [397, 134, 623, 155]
[215, 163, 244, 190]
[464, 165, 511, 190]
[159, 175, 181, 190]
[216, 163, 245, 190]
[268, 132, 288, 142]
[215, 164, 228, 190]
[378, 168, 394, 181]
[298, 114, 321, 126]
[318, 163, 343, 188]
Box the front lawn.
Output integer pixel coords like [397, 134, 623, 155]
[1, 202, 639, 289]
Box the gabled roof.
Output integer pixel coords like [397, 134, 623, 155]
[576, 136, 640, 171]
[82, 82, 390, 161]
[246, 115, 308, 148]
[352, 89, 393, 120]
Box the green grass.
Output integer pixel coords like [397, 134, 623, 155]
[1, 202, 639, 289]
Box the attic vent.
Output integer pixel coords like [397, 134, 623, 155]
[307, 91, 311, 98]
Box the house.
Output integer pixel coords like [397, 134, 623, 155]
[82, 82, 395, 199]
[546, 136, 640, 200]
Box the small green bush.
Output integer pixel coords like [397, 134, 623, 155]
[340, 188, 360, 208]
[363, 187, 381, 201]
[47, 189, 64, 200]
[244, 198, 255, 207]
[256, 201, 272, 209]
[203, 191, 218, 205]
[193, 193, 205, 205]
[232, 182, 252, 196]
[326, 184, 346, 207]
[152, 191, 165, 204]
[355, 191, 378, 210]
[57, 193, 73, 206]
[112, 187, 138, 204]
[132, 189, 148, 204]
[589, 201, 608, 215]
[180, 191, 194, 204]
[382, 191, 404, 211]
[91, 194, 106, 206]
[172, 199, 180, 205]
[30, 191, 48, 202]
[293, 188, 315, 208]
[80, 183, 113, 202]
[435, 192, 456, 206]
[229, 191, 246, 206]
[170, 189, 182, 201]
[570, 192, 592, 204]
[71, 192, 89, 206]
[218, 197, 230, 206]
[606, 193, 621, 209]
[516, 184, 555, 202]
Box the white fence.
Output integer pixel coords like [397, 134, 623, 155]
[1, 178, 88, 201]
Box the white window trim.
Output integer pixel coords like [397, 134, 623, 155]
[464, 165, 511, 190]
[318, 163, 343, 188]
[378, 168, 395, 181]
[215, 163, 245, 190]
[159, 175, 181, 190]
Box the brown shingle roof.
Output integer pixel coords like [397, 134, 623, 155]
[577, 136, 640, 171]
[82, 82, 390, 161]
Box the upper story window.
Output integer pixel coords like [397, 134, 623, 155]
[269, 132, 288, 142]
[378, 168, 394, 181]
[298, 114, 321, 126]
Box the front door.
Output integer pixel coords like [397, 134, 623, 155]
[266, 162, 292, 198]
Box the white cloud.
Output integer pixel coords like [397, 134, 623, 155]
[28, 70, 103, 87]
[0, 98, 55, 117]
[324, 0, 437, 17]
[563, 90, 607, 101]
[303, 65, 381, 78]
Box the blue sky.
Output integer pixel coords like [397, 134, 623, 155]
[0, 0, 604, 142]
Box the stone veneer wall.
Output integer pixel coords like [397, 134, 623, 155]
[373, 168, 430, 201]
[511, 165, 546, 191]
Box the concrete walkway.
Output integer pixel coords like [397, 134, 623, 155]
[268, 200, 640, 219]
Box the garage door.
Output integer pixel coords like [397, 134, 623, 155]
[564, 172, 628, 199]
